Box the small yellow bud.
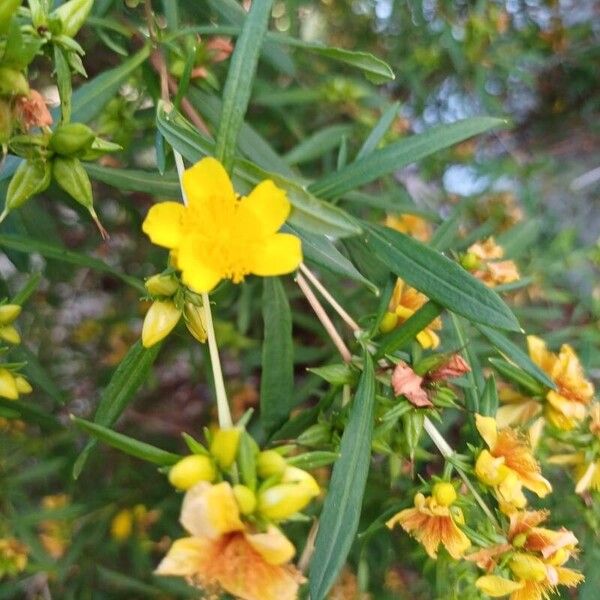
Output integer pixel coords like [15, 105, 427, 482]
[184, 303, 207, 343]
[512, 533, 527, 548]
[379, 311, 398, 333]
[460, 251, 481, 271]
[0, 368, 18, 400]
[141, 300, 181, 348]
[14, 376, 32, 395]
[258, 483, 316, 521]
[168, 455, 216, 490]
[509, 553, 548, 582]
[0, 325, 20, 345]
[281, 466, 320, 497]
[257, 450, 287, 478]
[475, 450, 507, 487]
[233, 484, 257, 515]
[110, 509, 133, 542]
[0, 304, 21, 325]
[210, 427, 241, 469]
[144, 273, 179, 297]
[431, 482, 457, 507]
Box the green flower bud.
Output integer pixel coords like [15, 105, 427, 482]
[257, 450, 287, 478]
[52, 0, 94, 37]
[144, 273, 179, 297]
[0, 67, 29, 97]
[297, 423, 332, 448]
[184, 302, 207, 343]
[233, 484, 257, 515]
[49, 123, 95, 156]
[0, 159, 51, 223]
[141, 300, 181, 348]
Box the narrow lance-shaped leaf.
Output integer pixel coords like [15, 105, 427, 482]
[215, 0, 274, 171]
[364, 223, 520, 331]
[355, 102, 400, 160]
[310, 117, 507, 199]
[71, 416, 181, 466]
[309, 351, 376, 600]
[260, 278, 294, 435]
[72, 341, 162, 478]
[85, 164, 181, 198]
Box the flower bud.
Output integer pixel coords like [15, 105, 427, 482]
[49, 123, 95, 156]
[512, 533, 527, 548]
[257, 450, 287, 478]
[0, 305, 21, 325]
[257, 483, 316, 521]
[168, 455, 216, 490]
[210, 427, 241, 469]
[508, 553, 548, 582]
[460, 251, 481, 271]
[297, 422, 331, 447]
[184, 302, 207, 343]
[0, 368, 19, 400]
[52, 0, 94, 37]
[0, 325, 20, 345]
[233, 484, 257, 515]
[14, 376, 32, 395]
[1, 160, 52, 223]
[0, 67, 29, 97]
[144, 273, 178, 297]
[141, 300, 181, 348]
[281, 466, 320, 497]
[379, 311, 398, 333]
[431, 482, 457, 507]
[110, 509, 133, 542]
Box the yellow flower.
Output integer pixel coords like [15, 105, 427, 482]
[475, 415, 551, 513]
[142, 157, 302, 293]
[385, 213, 432, 242]
[527, 336, 594, 430]
[156, 482, 303, 600]
[381, 278, 442, 349]
[465, 238, 520, 288]
[386, 490, 470, 559]
[0, 537, 28, 578]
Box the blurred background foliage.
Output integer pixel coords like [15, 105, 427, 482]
[1, 0, 599, 598]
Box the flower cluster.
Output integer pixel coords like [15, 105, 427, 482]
[0, 303, 32, 401]
[461, 237, 520, 288]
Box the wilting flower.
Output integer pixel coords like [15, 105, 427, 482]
[0, 538, 28, 579]
[474, 415, 551, 513]
[463, 238, 520, 288]
[14, 90, 53, 131]
[527, 336, 594, 430]
[143, 157, 302, 293]
[379, 279, 442, 349]
[386, 483, 471, 559]
[385, 213, 432, 242]
[156, 481, 304, 600]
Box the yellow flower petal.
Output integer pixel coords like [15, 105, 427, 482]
[476, 414, 498, 448]
[245, 526, 296, 565]
[142, 202, 186, 249]
[241, 180, 290, 235]
[182, 156, 235, 209]
[475, 575, 524, 597]
[251, 233, 302, 277]
[177, 236, 222, 293]
[155, 536, 210, 577]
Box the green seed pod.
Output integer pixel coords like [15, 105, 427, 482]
[0, 159, 51, 222]
[0, 0, 21, 35]
[49, 123, 95, 156]
[0, 67, 29, 97]
[52, 0, 94, 37]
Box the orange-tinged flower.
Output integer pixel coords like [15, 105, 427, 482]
[385, 213, 432, 242]
[143, 157, 302, 293]
[381, 279, 442, 349]
[156, 482, 302, 600]
[15, 90, 53, 130]
[465, 238, 520, 288]
[386, 490, 470, 559]
[475, 415, 551, 512]
[527, 336, 594, 430]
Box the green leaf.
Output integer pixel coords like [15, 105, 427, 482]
[15, 345, 66, 406]
[84, 164, 181, 197]
[309, 351, 375, 600]
[476, 324, 556, 390]
[364, 224, 520, 331]
[72, 341, 162, 478]
[0, 233, 145, 293]
[53, 45, 72, 124]
[71, 46, 150, 123]
[376, 302, 443, 357]
[286, 224, 377, 293]
[287, 451, 339, 469]
[71, 416, 181, 466]
[214, 0, 274, 171]
[284, 124, 354, 166]
[488, 358, 546, 396]
[355, 102, 399, 160]
[156, 103, 361, 238]
[309, 117, 507, 199]
[0, 398, 62, 431]
[260, 278, 294, 434]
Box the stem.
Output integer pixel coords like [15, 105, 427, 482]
[174, 151, 232, 428]
[296, 272, 352, 363]
[299, 263, 360, 332]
